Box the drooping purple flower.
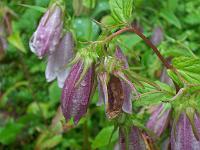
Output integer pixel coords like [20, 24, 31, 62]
[45, 32, 74, 88]
[171, 113, 200, 150]
[150, 27, 163, 46]
[147, 104, 171, 137]
[119, 126, 147, 150]
[29, 3, 63, 58]
[97, 47, 137, 119]
[61, 61, 94, 124]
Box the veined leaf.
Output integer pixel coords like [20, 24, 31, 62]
[168, 57, 200, 85]
[109, 0, 134, 24]
[135, 82, 174, 107]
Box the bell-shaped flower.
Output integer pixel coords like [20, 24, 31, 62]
[97, 46, 138, 119]
[147, 104, 171, 137]
[61, 48, 97, 124]
[171, 112, 200, 150]
[45, 32, 74, 88]
[29, 2, 64, 58]
[119, 126, 147, 150]
[61, 61, 94, 124]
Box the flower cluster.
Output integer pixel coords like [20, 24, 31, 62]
[29, 1, 200, 149]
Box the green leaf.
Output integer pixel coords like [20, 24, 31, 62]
[169, 57, 200, 84]
[92, 126, 118, 149]
[72, 17, 100, 41]
[92, 0, 110, 18]
[36, 131, 63, 150]
[168, 0, 178, 12]
[135, 82, 174, 107]
[134, 92, 171, 107]
[18, 4, 47, 13]
[27, 102, 50, 119]
[109, 0, 134, 24]
[83, 0, 96, 9]
[160, 9, 181, 29]
[41, 135, 63, 149]
[8, 32, 26, 53]
[49, 82, 61, 106]
[0, 121, 24, 145]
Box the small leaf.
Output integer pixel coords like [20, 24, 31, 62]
[160, 9, 181, 29]
[18, 4, 47, 13]
[92, 126, 118, 149]
[8, 32, 26, 53]
[83, 0, 96, 9]
[41, 135, 63, 149]
[109, 0, 134, 24]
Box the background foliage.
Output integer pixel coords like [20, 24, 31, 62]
[0, 0, 200, 149]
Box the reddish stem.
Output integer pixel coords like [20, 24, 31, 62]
[104, 27, 173, 70]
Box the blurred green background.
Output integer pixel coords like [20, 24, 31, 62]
[0, 0, 200, 149]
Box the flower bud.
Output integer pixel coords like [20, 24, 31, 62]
[61, 61, 94, 124]
[147, 104, 171, 137]
[171, 113, 200, 150]
[29, 3, 63, 58]
[45, 32, 74, 88]
[150, 27, 163, 46]
[119, 126, 147, 150]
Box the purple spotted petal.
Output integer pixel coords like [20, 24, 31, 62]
[150, 27, 163, 46]
[147, 104, 171, 137]
[120, 80, 132, 114]
[171, 113, 200, 150]
[119, 126, 146, 150]
[45, 32, 74, 88]
[97, 77, 104, 106]
[29, 4, 63, 58]
[61, 61, 94, 124]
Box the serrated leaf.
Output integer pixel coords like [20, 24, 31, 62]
[135, 82, 174, 107]
[169, 57, 200, 84]
[109, 0, 133, 24]
[134, 92, 171, 107]
[8, 32, 26, 53]
[92, 126, 118, 149]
